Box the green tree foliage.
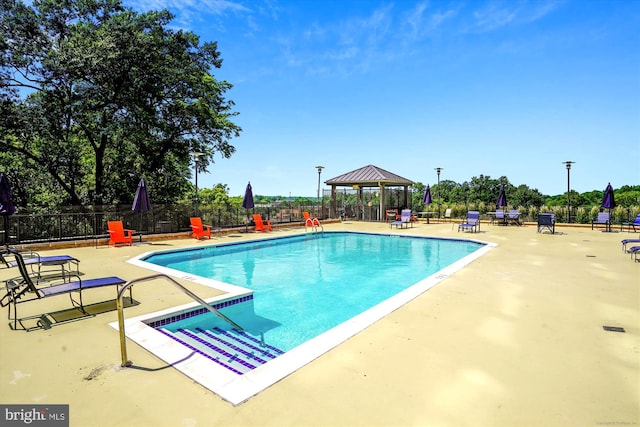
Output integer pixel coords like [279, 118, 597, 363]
[0, 0, 241, 207]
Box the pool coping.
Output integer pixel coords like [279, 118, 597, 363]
[109, 231, 496, 405]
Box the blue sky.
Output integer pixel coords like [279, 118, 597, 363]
[127, 0, 639, 198]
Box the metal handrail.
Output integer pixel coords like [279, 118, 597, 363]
[116, 273, 243, 367]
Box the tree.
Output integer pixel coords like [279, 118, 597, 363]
[0, 0, 241, 207]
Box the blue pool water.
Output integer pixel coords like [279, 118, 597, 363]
[143, 232, 484, 354]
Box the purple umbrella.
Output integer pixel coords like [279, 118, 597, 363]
[497, 185, 507, 208]
[601, 182, 615, 210]
[0, 173, 16, 247]
[242, 182, 255, 210]
[601, 183, 615, 232]
[132, 178, 152, 241]
[242, 182, 254, 232]
[423, 185, 432, 205]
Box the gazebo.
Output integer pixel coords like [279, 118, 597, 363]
[325, 164, 414, 221]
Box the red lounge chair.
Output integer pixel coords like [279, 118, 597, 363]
[303, 211, 321, 227]
[190, 217, 212, 240]
[253, 214, 272, 232]
[107, 221, 134, 247]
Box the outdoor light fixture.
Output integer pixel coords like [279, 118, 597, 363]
[562, 161, 575, 223]
[435, 167, 443, 219]
[316, 165, 324, 217]
[191, 151, 204, 216]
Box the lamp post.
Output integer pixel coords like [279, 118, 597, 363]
[316, 165, 324, 218]
[435, 167, 443, 219]
[562, 161, 575, 223]
[190, 151, 204, 216]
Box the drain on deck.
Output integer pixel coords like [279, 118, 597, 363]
[603, 326, 625, 333]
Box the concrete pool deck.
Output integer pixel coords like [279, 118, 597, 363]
[0, 220, 638, 426]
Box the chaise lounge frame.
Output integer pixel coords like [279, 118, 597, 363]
[0, 249, 128, 330]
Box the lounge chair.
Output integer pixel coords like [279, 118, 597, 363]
[190, 217, 212, 240]
[507, 210, 521, 226]
[626, 246, 640, 261]
[1, 249, 79, 280]
[494, 209, 506, 225]
[107, 220, 134, 247]
[391, 209, 413, 229]
[621, 238, 640, 252]
[621, 214, 640, 232]
[442, 208, 452, 222]
[591, 212, 611, 231]
[458, 211, 480, 233]
[537, 213, 555, 234]
[253, 214, 272, 232]
[0, 249, 128, 330]
[385, 209, 398, 222]
[303, 212, 322, 230]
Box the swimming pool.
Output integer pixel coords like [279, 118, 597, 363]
[113, 231, 495, 405]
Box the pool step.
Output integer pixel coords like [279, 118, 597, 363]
[158, 327, 285, 375]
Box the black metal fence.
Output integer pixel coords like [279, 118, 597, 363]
[1, 200, 638, 246]
[1, 202, 327, 246]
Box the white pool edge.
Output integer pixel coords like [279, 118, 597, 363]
[109, 232, 496, 405]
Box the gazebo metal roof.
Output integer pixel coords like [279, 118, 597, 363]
[325, 164, 414, 187]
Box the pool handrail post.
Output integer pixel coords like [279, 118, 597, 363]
[116, 273, 244, 368]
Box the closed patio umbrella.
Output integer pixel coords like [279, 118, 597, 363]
[497, 185, 507, 208]
[132, 178, 152, 242]
[242, 182, 254, 232]
[0, 173, 16, 248]
[601, 182, 615, 232]
[423, 185, 432, 205]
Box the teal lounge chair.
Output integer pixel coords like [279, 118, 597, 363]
[0, 249, 128, 330]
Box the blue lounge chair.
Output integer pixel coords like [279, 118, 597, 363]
[391, 209, 413, 229]
[1, 250, 79, 280]
[508, 210, 521, 226]
[592, 212, 611, 231]
[537, 213, 555, 234]
[458, 211, 480, 233]
[626, 246, 640, 261]
[621, 214, 640, 232]
[0, 249, 128, 330]
[493, 210, 506, 225]
[621, 238, 640, 252]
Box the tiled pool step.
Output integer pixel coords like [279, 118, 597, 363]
[158, 327, 285, 375]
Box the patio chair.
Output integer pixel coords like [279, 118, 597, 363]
[591, 212, 611, 231]
[303, 212, 322, 229]
[508, 210, 521, 226]
[458, 211, 480, 233]
[107, 221, 134, 247]
[0, 249, 128, 330]
[621, 214, 640, 232]
[253, 214, 272, 232]
[385, 209, 398, 222]
[391, 209, 413, 229]
[190, 217, 212, 240]
[537, 213, 555, 234]
[621, 238, 640, 252]
[1, 249, 79, 281]
[442, 208, 452, 222]
[625, 246, 640, 261]
[494, 209, 506, 225]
